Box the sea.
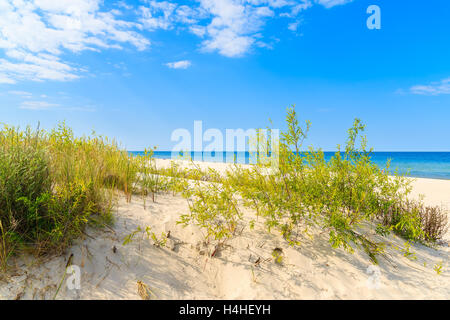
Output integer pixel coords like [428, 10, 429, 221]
[129, 151, 450, 180]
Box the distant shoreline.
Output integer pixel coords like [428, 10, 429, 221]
[152, 158, 450, 211]
[130, 151, 450, 180]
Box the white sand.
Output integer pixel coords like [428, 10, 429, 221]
[409, 177, 450, 208]
[1, 160, 449, 300]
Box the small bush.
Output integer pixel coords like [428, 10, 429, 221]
[178, 178, 243, 245]
[420, 205, 448, 241]
[378, 199, 448, 242]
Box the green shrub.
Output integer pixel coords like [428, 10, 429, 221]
[178, 176, 242, 245]
[175, 106, 447, 263]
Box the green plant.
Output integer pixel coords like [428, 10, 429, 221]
[150, 231, 168, 248]
[209, 106, 440, 262]
[122, 227, 143, 246]
[272, 248, 284, 265]
[123, 226, 167, 248]
[0, 122, 148, 270]
[433, 261, 443, 275]
[138, 148, 169, 205]
[141, 106, 448, 266]
[178, 176, 243, 246]
[400, 241, 417, 261]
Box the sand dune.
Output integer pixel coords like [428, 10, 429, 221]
[1, 160, 449, 300]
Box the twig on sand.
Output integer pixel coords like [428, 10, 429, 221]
[106, 256, 121, 270]
[95, 266, 111, 289]
[102, 223, 117, 235]
[81, 230, 95, 240]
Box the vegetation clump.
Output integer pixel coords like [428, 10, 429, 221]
[0, 122, 152, 271]
[175, 106, 448, 263]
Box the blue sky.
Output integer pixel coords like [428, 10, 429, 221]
[0, 0, 449, 151]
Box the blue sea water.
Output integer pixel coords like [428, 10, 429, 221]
[129, 151, 450, 180]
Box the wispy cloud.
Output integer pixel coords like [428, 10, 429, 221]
[0, 0, 149, 83]
[409, 78, 450, 96]
[315, 0, 354, 9]
[0, 74, 15, 84]
[165, 60, 192, 69]
[19, 99, 96, 112]
[117, 1, 133, 10]
[288, 20, 301, 33]
[195, 0, 274, 57]
[0, 0, 356, 84]
[138, 0, 353, 58]
[19, 101, 60, 110]
[8, 90, 33, 97]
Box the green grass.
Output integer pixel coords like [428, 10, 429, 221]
[0, 122, 151, 271]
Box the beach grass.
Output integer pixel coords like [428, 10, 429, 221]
[0, 122, 151, 271]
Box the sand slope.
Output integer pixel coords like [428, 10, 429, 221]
[1, 161, 449, 300]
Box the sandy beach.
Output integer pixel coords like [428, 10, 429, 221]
[1, 160, 449, 300]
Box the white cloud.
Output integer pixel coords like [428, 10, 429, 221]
[202, 30, 255, 57]
[292, 1, 313, 13]
[176, 5, 206, 24]
[0, 0, 356, 84]
[165, 60, 192, 69]
[288, 21, 300, 32]
[197, 0, 275, 57]
[139, 3, 176, 30]
[315, 0, 353, 8]
[409, 78, 450, 96]
[0, 0, 149, 83]
[138, 0, 349, 58]
[280, 1, 312, 17]
[0, 50, 80, 83]
[19, 98, 96, 111]
[190, 25, 207, 37]
[8, 90, 33, 97]
[117, 1, 133, 10]
[19, 100, 59, 110]
[139, 0, 206, 30]
[0, 74, 15, 84]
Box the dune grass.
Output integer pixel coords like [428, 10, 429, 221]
[0, 122, 151, 271]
